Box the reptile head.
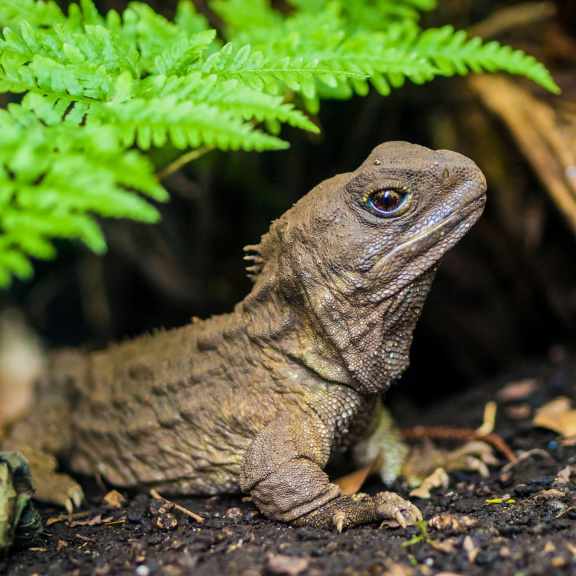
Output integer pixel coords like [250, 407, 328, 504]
[248, 142, 486, 391]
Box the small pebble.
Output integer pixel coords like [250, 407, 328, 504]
[226, 507, 243, 521]
[136, 566, 150, 576]
[156, 513, 178, 531]
[127, 510, 143, 523]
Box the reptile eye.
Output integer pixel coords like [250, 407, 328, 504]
[368, 188, 407, 215]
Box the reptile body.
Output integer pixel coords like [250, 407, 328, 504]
[2, 142, 487, 531]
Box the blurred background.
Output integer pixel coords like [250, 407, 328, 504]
[1, 0, 576, 423]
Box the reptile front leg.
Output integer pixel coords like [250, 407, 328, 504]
[240, 410, 421, 531]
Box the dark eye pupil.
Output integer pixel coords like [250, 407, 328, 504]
[371, 189, 404, 213]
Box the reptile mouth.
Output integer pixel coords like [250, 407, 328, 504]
[406, 193, 486, 248]
[374, 191, 486, 274]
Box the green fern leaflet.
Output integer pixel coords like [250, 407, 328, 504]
[0, 0, 560, 287]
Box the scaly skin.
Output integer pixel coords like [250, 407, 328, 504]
[2, 142, 486, 530]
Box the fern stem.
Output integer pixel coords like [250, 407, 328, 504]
[157, 146, 216, 180]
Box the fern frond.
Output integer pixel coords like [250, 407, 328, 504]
[193, 42, 366, 98]
[0, 107, 167, 286]
[0, 0, 66, 29]
[414, 26, 560, 94]
[0, 21, 140, 94]
[212, 1, 560, 96]
[288, 0, 437, 25]
[157, 73, 319, 132]
[100, 96, 290, 151]
[154, 30, 217, 76]
[0, 0, 560, 287]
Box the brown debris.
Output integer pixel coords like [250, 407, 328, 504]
[56, 540, 68, 552]
[429, 538, 458, 554]
[69, 514, 114, 527]
[533, 397, 576, 438]
[428, 514, 479, 533]
[267, 554, 309, 576]
[536, 489, 566, 500]
[225, 507, 244, 520]
[496, 379, 540, 402]
[468, 75, 576, 236]
[409, 467, 449, 499]
[149, 488, 204, 523]
[554, 465, 575, 484]
[45, 510, 91, 527]
[401, 427, 517, 464]
[156, 512, 178, 531]
[102, 489, 127, 510]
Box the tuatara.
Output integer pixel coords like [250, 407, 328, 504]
[1, 142, 486, 532]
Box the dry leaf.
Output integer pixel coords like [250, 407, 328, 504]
[334, 452, 383, 495]
[45, 511, 91, 527]
[468, 75, 576, 237]
[533, 397, 576, 438]
[536, 489, 566, 500]
[555, 465, 574, 484]
[496, 379, 540, 402]
[409, 467, 449, 499]
[102, 489, 126, 509]
[69, 514, 113, 527]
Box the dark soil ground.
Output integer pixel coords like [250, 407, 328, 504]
[3, 351, 576, 576]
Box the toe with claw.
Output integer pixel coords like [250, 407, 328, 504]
[375, 492, 423, 528]
[292, 491, 422, 531]
[11, 449, 84, 512]
[332, 510, 347, 532]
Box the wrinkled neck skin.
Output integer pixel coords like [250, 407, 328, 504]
[240, 256, 436, 397]
[238, 180, 441, 396]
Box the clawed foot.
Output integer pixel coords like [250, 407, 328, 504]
[15, 449, 84, 513]
[373, 492, 423, 529]
[294, 491, 422, 532]
[34, 470, 83, 513]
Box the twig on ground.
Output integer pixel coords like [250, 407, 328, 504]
[149, 488, 204, 523]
